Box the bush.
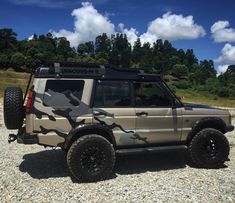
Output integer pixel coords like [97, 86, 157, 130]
[0, 54, 9, 68]
[174, 80, 191, 89]
[171, 64, 188, 78]
[217, 87, 230, 97]
[11, 52, 25, 68]
[167, 84, 177, 93]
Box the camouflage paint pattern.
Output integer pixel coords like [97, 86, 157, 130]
[26, 78, 231, 147]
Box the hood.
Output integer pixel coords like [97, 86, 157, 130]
[184, 103, 224, 110]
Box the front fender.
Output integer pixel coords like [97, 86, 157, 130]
[186, 117, 227, 144]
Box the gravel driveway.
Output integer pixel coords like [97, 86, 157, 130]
[0, 101, 235, 203]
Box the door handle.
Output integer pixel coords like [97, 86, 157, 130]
[136, 112, 148, 116]
[93, 111, 114, 117]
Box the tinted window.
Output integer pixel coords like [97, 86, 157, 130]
[94, 81, 131, 107]
[43, 80, 84, 107]
[134, 82, 171, 107]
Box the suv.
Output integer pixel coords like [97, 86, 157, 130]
[4, 62, 234, 182]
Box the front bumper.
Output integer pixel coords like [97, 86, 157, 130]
[226, 125, 234, 132]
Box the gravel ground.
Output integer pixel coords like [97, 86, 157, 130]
[0, 101, 235, 203]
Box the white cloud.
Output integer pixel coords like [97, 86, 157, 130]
[52, 2, 115, 47]
[216, 64, 229, 75]
[211, 20, 235, 42]
[215, 43, 235, 63]
[52, 3, 206, 47]
[139, 33, 157, 45]
[143, 12, 206, 41]
[118, 23, 138, 46]
[28, 35, 34, 41]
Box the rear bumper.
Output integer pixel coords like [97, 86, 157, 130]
[226, 125, 234, 132]
[17, 133, 38, 144]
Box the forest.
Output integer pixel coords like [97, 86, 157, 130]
[0, 28, 234, 98]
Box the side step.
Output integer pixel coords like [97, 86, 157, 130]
[116, 145, 187, 155]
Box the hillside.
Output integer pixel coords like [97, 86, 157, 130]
[0, 70, 30, 97]
[1, 29, 235, 101]
[0, 69, 234, 107]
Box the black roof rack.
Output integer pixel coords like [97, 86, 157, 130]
[34, 61, 162, 80]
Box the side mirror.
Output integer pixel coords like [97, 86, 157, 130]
[172, 98, 180, 108]
[171, 98, 177, 108]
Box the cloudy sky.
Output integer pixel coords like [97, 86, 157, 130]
[1, 0, 235, 74]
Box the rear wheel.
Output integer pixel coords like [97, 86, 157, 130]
[189, 128, 229, 168]
[4, 87, 24, 129]
[67, 134, 115, 182]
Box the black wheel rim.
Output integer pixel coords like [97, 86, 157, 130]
[201, 137, 218, 159]
[80, 146, 105, 173]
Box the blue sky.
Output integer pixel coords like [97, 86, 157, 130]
[1, 0, 235, 73]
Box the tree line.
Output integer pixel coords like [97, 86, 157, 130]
[0, 28, 234, 98]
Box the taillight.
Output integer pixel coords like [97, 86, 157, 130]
[26, 90, 34, 113]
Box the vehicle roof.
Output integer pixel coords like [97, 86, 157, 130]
[34, 61, 162, 81]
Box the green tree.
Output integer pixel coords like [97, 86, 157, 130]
[109, 34, 131, 67]
[184, 49, 198, 71]
[171, 64, 188, 78]
[132, 38, 142, 66]
[95, 33, 111, 59]
[11, 52, 25, 68]
[56, 37, 75, 60]
[139, 42, 153, 70]
[77, 41, 94, 56]
[0, 54, 9, 68]
[0, 28, 17, 52]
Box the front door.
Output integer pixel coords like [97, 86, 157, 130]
[134, 81, 182, 145]
[92, 80, 136, 146]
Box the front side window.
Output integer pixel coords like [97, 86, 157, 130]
[94, 80, 131, 107]
[134, 82, 172, 107]
[43, 80, 84, 107]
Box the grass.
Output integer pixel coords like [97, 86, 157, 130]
[0, 69, 234, 108]
[0, 70, 30, 97]
[176, 89, 235, 108]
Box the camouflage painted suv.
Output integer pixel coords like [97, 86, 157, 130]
[4, 62, 234, 182]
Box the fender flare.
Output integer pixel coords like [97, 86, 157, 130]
[186, 117, 227, 144]
[63, 123, 116, 149]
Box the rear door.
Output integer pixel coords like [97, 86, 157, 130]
[92, 80, 136, 146]
[134, 81, 182, 145]
[31, 79, 93, 146]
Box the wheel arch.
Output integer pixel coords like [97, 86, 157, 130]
[63, 123, 116, 150]
[186, 117, 227, 145]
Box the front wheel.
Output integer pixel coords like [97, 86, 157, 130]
[67, 134, 115, 182]
[188, 128, 229, 168]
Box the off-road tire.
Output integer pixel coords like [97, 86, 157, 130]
[4, 87, 24, 129]
[189, 128, 229, 168]
[67, 134, 115, 182]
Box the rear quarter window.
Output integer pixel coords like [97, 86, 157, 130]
[43, 80, 84, 107]
[94, 80, 131, 107]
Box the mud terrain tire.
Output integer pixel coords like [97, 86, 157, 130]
[189, 128, 229, 168]
[67, 134, 115, 182]
[4, 87, 24, 129]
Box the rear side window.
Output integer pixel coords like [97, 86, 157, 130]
[43, 80, 84, 107]
[94, 80, 131, 107]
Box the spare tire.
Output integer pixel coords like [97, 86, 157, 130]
[4, 87, 24, 129]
